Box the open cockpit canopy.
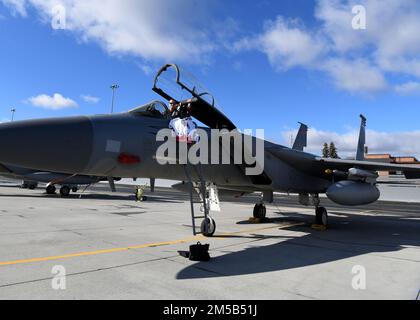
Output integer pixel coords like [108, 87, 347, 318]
[152, 64, 236, 130]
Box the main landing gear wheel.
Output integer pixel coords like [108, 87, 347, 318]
[201, 217, 216, 237]
[60, 186, 71, 197]
[315, 207, 329, 227]
[253, 203, 267, 219]
[46, 185, 56, 195]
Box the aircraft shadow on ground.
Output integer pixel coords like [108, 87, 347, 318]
[176, 212, 420, 280]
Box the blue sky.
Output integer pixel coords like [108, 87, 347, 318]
[1, 0, 420, 156]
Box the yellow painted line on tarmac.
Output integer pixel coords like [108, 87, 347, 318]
[0, 222, 302, 267]
[0, 235, 204, 267]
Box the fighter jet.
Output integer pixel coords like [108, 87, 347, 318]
[1, 64, 420, 237]
[0, 163, 120, 196]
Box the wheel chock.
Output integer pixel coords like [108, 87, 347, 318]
[248, 217, 269, 224]
[178, 251, 190, 259]
[311, 224, 327, 231]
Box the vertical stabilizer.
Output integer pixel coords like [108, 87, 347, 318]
[292, 122, 308, 151]
[356, 115, 367, 161]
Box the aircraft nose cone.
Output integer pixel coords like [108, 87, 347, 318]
[0, 117, 93, 173]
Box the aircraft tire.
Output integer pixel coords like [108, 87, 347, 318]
[253, 203, 267, 219]
[46, 185, 56, 195]
[60, 186, 71, 197]
[315, 207, 328, 226]
[201, 217, 216, 237]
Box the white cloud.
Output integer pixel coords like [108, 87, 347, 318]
[26, 93, 78, 110]
[323, 58, 387, 93]
[136, 62, 153, 75]
[395, 82, 420, 95]
[235, 17, 326, 70]
[235, 0, 420, 94]
[316, 0, 420, 77]
[81, 95, 100, 104]
[259, 18, 326, 70]
[1, 0, 219, 63]
[1, 0, 27, 16]
[283, 127, 420, 159]
[5, 0, 420, 96]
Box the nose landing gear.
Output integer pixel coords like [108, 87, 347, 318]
[200, 217, 216, 237]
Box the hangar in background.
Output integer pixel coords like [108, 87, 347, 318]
[365, 152, 420, 176]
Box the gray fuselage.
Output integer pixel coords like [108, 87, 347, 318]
[0, 112, 330, 194]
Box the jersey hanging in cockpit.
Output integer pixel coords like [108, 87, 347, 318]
[168, 99, 200, 144]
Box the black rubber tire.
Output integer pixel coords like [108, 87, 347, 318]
[72, 187, 78, 193]
[46, 185, 56, 195]
[253, 204, 267, 219]
[21, 184, 28, 189]
[60, 186, 71, 197]
[201, 217, 216, 237]
[316, 207, 328, 226]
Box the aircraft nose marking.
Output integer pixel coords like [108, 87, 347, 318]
[118, 153, 141, 164]
[106, 140, 121, 153]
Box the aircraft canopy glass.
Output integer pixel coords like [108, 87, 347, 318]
[129, 101, 170, 120]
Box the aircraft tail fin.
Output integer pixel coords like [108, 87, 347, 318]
[356, 115, 367, 161]
[292, 122, 308, 151]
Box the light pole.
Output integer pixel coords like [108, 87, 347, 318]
[11, 108, 16, 122]
[110, 84, 120, 114]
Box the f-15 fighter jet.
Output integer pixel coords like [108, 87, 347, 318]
[1, 64, 419, 237]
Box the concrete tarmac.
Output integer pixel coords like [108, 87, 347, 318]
[0, 180, 419, 300]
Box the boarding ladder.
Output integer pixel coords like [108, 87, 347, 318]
[183, 158, 212, 236]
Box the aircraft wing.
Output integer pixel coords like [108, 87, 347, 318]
[315, 157, 420, 178]
[266, 146, 420, 180]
